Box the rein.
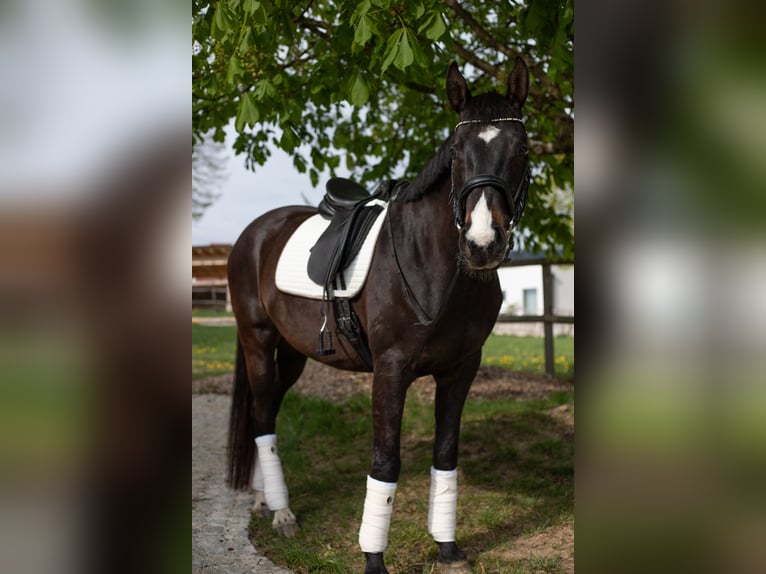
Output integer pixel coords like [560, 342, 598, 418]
[386, 204, 460, 327]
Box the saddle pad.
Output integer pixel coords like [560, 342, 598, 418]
[275, 200, 388, 299]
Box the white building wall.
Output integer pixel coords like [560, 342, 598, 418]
[495, 264, 574, 336]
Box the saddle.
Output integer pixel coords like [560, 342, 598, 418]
[308, 178, 397, 368]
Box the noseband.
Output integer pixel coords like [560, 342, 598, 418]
[450, 118, 530, 230]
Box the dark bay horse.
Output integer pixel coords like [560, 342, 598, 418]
[227, 58, 530, 574]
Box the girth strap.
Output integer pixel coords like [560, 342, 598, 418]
[334, 298, 373, 370]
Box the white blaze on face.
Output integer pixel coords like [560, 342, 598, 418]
[478, 125, 501, 144]
[465, 192, 495, 247]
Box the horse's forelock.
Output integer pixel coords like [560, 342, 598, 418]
[461, 91, 519, 122]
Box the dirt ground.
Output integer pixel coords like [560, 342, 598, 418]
[193, 361, 574, 573]
[193, 361, 573, 404]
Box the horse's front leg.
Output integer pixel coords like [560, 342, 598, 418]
[359, 370, 411, 574]
[429, 352, 481, 574]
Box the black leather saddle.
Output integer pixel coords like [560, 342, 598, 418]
[317, 177, 371, 219]
[308, 178, 383, 286]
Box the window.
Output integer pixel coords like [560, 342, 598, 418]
[523, 288, 538, 315]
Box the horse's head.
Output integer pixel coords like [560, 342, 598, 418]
[446, 58, 530, 273]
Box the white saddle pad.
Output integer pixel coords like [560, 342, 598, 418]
[275, 200, 388, 300]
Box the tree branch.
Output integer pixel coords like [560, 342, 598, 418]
[404, 81, 436, 95]
[444, 0, 563, 101]
[529, 139, 573, 155]
[444, 0, 516, 60]
[452, 39, 503, 78]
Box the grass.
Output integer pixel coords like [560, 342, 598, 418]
[192, 324, 237, 379]
[481, 335, 574, 379]
[191, 320, 574, 571]
[192, 324, 574, 381]
[247, 389, 574, 573]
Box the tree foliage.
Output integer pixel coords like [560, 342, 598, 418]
[192, 0, 573, 256]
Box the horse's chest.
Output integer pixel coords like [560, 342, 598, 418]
[417, 285, 501, 368]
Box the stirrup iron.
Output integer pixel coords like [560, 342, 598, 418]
[316, 313, 336, 356]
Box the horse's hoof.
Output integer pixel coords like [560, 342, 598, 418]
[363, 552, 388, 574]
[250, 502, 271, 518]
[272, 508, 298, 537]
[436, 560, 470, 574]
[251, 491, 271, 518]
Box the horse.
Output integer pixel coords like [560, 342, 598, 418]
[227, 57, 530, 574]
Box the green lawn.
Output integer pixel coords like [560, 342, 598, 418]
[192, 319, 574, 571]
[248, 388, 573, 573]
[192, 324, 237, 379]
[482, 335, 574, 379]
[193, 323, 573, 381]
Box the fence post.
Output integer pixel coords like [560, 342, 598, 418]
[542, 263, 554, 376]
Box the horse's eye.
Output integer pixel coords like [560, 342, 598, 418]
[449, 147, 456, 159]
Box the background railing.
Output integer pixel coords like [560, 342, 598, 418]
[497, 254, 574, 376]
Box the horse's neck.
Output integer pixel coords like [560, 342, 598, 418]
[395, 179, 461, 287]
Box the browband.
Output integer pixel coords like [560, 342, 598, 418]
[455, 117, 524, 130]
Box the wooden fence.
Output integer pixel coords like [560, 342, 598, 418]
[496, 254, 574, 376]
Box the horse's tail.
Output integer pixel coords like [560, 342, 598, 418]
[227, 335, 255, 490]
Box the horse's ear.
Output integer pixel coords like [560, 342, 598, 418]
[446, 62, 471, 113]
[506, 56, 529, 108]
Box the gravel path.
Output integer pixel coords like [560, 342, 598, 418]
[192, 393, 294, 574]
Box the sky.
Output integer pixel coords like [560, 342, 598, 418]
[192, 126, 352, 246]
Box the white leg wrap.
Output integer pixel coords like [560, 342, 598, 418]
[428, 467, 458, 542]
[358, 475, 397, 553]
[255, 434, 289, 511]
[251, 454, 264, 491]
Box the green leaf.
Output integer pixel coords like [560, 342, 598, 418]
[354, 14, 373, 47]
[405, 28, 427, 68]
[225, 55, 244, 85]
[349, 73, 370, 106]
[235, 92, 259, 132]
[238, 26, 253, 52]
[293, 154, 307, 174]
[212, 4, 234, 38]
[420, 11, 446, 40]
[381, 29, 403, 72]
[242, 0, 260, 17]
[413, 1, 425, 19]
[351, 0, 371, 25]
[280, 128, 297, 152]
[393, 29, 414, 71]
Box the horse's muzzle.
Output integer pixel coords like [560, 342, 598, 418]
[460, 227, 508, 271]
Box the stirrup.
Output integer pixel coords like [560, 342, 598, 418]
[316, 314, 336, 356]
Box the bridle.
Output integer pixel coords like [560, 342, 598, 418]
[450, 117, 530, 231]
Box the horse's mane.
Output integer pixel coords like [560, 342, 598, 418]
[396, 136, 451, 202]
[396, 92, 519, 203]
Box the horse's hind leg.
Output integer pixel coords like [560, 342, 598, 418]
[250, 340, 307, 521]
[242, 327, 305, 537]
